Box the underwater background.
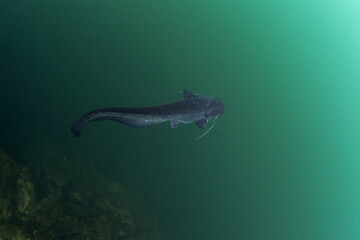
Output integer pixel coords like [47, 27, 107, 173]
[1, 0, 360, 239]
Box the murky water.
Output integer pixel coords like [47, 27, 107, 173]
[1, 1, 360, 239]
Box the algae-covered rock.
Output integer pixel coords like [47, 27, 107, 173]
[0, 223, 28, 240]
[0, 148, 161, 240]
[0, 150, 37, 222]
[0, 150, 20, 222]
[0, 150, 36, 240]
[16, 168, 36, 221]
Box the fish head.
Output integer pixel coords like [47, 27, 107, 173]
[207, 97, 225, 118]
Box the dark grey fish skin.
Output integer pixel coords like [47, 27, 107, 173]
[71, 89, 225, 137]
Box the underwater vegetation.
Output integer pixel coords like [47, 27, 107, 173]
[0, 149, 161, 240]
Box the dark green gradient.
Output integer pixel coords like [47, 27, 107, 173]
[1, 0, 359, 239]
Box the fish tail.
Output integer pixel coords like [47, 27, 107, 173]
[71, 117, 87, 137]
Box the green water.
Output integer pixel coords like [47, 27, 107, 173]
[1, 0, 360, 239]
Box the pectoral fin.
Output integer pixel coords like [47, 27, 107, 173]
[195, 118, 208, 129]
[170, 120, 179, 129]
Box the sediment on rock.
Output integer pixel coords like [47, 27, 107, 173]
[0, 148, 160, 240]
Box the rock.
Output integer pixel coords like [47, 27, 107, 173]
[0, 150, 19, 221]
[0, 148, 161, 240]
[0, 223, 28, 240]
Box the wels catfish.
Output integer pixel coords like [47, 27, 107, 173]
[71, 89, 225, 137]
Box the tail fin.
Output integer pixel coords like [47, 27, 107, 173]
[71, 117, 86, 137]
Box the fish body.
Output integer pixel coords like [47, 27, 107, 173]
[71, 89, 225, 137]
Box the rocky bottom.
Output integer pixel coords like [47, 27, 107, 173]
[0, 149, 161, 240]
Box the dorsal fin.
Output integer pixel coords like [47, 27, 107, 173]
[184, 89, 198, 100]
